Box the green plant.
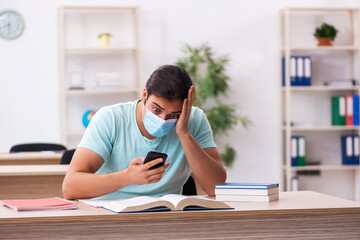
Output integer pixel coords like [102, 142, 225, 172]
[176, 43, 251, 167]
[313, 23, 338, 40]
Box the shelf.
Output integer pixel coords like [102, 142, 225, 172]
[282, 86, 359, 92]
[64, 48, 137, 55]
[284, 7, 360, 12]
[282, 46, 359, 51]
[283, 126, 360, 131]
[62, 6, 139, 14]
[65, 88, 139, 96]
[283, 165, 360, 171]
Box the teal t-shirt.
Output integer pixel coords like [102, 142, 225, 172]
[78, 100, 216, 198]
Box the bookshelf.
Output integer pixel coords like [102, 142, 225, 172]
[58, 6, 141, 148]
[280, 8, 360, 201]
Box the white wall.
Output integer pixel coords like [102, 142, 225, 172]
[1, 0, 360, 194]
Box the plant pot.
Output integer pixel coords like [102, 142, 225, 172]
[99, 34, 110, 48]
[317, 37, 333, 47]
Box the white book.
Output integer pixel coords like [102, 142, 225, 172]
[80, 194, 232, 213]
[215, 187, 279, 196]
[216, 193, 279, 202]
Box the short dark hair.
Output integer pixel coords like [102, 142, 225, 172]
[146, 65, 193, 101]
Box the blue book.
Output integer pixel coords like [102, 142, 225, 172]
[341, 135, 354, 165]
[215, 183, 279, 189]
[353, 95, 359, 126]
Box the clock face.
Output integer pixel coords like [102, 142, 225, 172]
[0, 10, 25, 40]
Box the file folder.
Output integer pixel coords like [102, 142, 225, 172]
[291, 136, 298, 166]
[353, 95, 359, 126]
[296, 57, 304, 86]
[353, 135, 360, 165]
[304, 56, 312, 86]
[331, 96, 346, 125]
[297, 136, 306, 166]
[346, 95, 354, 126]
[290, 56, 297, 86]
[341, 135, 353, 165]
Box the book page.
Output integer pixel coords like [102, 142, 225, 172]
[79, 198, 123, 208]
[160, 194, 190, 207]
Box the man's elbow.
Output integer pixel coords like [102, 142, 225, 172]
[62, 178, 76, 200]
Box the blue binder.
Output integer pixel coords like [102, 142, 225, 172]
[353, 135, 360, 165]
[296, 56, 304, 86]
[290, 56, 297, 86]
[353, 95, 359, 126]
[303, 56, 312, 86]
[291, 136, 298, 166]
[282, 57, 285, 86]
[341, 135, 354, 165]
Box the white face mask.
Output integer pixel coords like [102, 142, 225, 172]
[142, 106, 177, 138]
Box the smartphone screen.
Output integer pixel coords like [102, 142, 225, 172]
[144, 151, 168, 170]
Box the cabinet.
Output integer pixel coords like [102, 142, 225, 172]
[280, 8, 360, 200]
[58, 6, 141, 148]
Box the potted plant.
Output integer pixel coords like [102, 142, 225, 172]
[313, 23, 338, 46]
[176, 44, 251, 168]
[98, 33, 112, 48]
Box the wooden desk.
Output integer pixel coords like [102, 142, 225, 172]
[0, 165, 68, 199]
[1, 191, 360, 239]
[0, 152, 63, 165]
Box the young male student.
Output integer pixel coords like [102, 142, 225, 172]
[62, 65, 226, 199]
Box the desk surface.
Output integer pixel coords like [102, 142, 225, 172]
[0, 165, 68, 176]
[1, 191, 360, 239]
[1, 191, 359, 223]
[0, 152, 62, 165]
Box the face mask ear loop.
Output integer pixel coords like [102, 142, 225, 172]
[143, 93, 148, 117]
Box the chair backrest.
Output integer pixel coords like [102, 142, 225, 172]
[60, 149, 76, 164]
[182, 175, 197, 195]
[10, 143, 66, 152]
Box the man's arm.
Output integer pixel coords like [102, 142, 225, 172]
[175, 86, 226, 196]
[62, 148, 170, 199]
[178, 134, 226, 196]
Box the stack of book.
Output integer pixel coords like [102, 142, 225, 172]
[215, 183, 279, 202]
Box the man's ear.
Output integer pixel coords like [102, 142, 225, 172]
[141, 88, 147, 103]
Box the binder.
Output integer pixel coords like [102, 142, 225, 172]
[341, 135, 353, 165]
[296, 57, 304, 86]
[353, 135, 360, 165]
[331, 96, 346, 125]
[290, 56, 297, 86]
[282, 57, 285, 86]
[353, 95, 359, 126]
[297, 136, 306, 166]
[304, 56, 312, 86]
[291, 136, 298, 166]
[346, 94, 354, 126]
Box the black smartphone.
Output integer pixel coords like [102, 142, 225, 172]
[144, 151, 168, 170]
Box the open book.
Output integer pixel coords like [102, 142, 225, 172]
[80, 194, 233, 213]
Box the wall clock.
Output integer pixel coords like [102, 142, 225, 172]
[0, 10, 25, 40]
